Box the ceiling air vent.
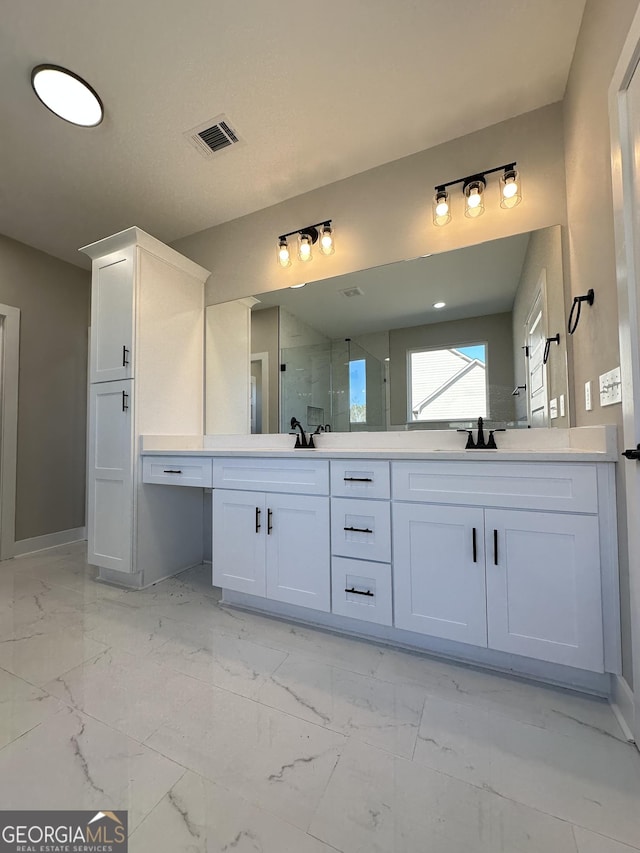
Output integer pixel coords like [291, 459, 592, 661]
[339, 286, 364, 298]
[184, 114, 244, 159]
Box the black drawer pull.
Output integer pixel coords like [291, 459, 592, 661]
[344, 477, 373, 482]
[122, 390, 129, 411]
[345, 587, 374, 597]
[163, 469, 182, 474]
[343, 526, 373, 534]
[493, 529, 498, 565]
[122, 345, 130, 367]
[255, 506, 261, 533]
[267, 508, 273, 534]
[472, 527, 477, 563]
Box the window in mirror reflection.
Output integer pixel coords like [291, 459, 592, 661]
[349, 359, 367, 423]
[409, 344, 488, 422]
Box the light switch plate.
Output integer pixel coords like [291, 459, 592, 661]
[585, 380, 593, 411]
[559, 395, 565, 417]
[550, 398, 558, 419]
[599, 366, 622, 406]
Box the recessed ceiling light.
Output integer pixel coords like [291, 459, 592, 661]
[289, 283, 306, 289]
[31, 64, 103, 127]
[433, 301, 446, 309]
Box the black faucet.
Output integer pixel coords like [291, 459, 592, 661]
[313, 423, 332, 435]
[290, 417, 315, 449]
[458, 417, 505, 450]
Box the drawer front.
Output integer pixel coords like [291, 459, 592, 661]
[212, 458, 329, 495]
[331, 557, 392, 626]
[392, 461, 598, 513]
[331, 460, 390, 499]
[331, 497, 391, 562]
[143, 456, 213, 487]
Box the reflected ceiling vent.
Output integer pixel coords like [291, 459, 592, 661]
[184, 114, 244, 159]
[339, 286, 364, 298]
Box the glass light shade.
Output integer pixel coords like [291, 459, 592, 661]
[298, 233, 313, 262]
[464, 181, 485, 218]
[31, 65, 103, 127]
[319, 223, 335, 255]
[277, 238, 291, 268]
[433, 190, 451, 227]
[500, 168, 522, 209]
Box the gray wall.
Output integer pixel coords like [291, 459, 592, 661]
[389, 312, 515, 426]
[562, 0, 640, 687]
[0, 234, 90, 542]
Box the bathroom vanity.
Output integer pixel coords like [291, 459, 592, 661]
[137, 427, 620, 695]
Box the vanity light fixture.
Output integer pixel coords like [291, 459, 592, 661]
[31, 64, 103, 127]
[433, 163, 521, 226]
[276, 220, 334, 268]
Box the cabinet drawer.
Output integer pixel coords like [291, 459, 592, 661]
[331, 557, 392, 626]
[142, 456, 212, 487]
[331, 497, 391, 562]
[212, 458, 329, 495]
[331, 460, 390, 498]
[392, 461, 598, 513]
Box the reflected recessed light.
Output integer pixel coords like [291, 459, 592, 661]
[289, 283, 306, 289]
[433, 301, 446, 309]
[31, 64, 103, 127]
[384, 357, 390, 362]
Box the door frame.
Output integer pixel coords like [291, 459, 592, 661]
[0, 304, 20, 561]
[609, 6, 640, 741]
[250, 351, 269, 434]
[523, 273, 548, 427]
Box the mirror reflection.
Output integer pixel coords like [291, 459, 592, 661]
[217, 226, 568, 434]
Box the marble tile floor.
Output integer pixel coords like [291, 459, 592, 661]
[0, 542, 639, 852]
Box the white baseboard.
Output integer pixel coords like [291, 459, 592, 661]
[13, 527, 87, 557]
[611, 674, 636, 742]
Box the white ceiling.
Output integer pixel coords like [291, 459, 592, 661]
[255, 231, 532, 339]
[0, 1, 585, 268]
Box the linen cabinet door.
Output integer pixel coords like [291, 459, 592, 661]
[87, 380, 134, 573]
[212, 490, 266, 596]
[485, 509, 604, 671]
[265, 493, 330, 612]
[393, 503, 487, 646]
[90, 248, 135, 383]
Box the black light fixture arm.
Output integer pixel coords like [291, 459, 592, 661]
[434, 163, 516, 193]
[279, 220, 332, 243]
[568, 289, 595, 335]
[543, 333, 561, 365]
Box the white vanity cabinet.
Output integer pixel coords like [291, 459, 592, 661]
[392, 461, 606, 672]
[82, 228, 210, 586]
[212, 459, 330, 611]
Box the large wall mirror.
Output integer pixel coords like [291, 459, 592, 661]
[206, 225, 569, 434]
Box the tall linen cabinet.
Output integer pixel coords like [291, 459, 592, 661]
[81, 227, 210, 587]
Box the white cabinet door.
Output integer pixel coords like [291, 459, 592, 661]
[87, 380, 133, 572]
[266, 493, 330, 611]
[485, 509, 604, 671]
[393, 503, 487, 646]
[212, 490, 266, 596]
[90, 249, 135, 383]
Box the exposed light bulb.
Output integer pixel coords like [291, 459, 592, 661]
[320, 223, 335, 255]
[435, 199, 449, 217]
[464, 180, 485, 218]
[298, 233, 313, 262]
[277, 238, 291, 268]
[503, 181, 518, 199]
[500, 168, 522, 209]
[433, 189, 451, 227]
[467, 188, 481, 208]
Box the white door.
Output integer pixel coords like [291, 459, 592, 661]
[90, 248, 134, 383]
[485, 509, 603, 671]
[212, 489, 266, 596]
[265, 493, 330, 611]
[524, 286, 548, 427]
[393, 503, 487, 646]
[610, 15, 640, 738]
[87, 380, 133, 572]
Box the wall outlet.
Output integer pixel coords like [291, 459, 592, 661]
[550, 398, 558, 419]
[585, 380, 593, 411]
[599, 366, 622, 406]
[559, 395, 565, 417]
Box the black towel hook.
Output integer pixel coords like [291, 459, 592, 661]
[568, 289, 595, 334]
[543, 333, 560, 365]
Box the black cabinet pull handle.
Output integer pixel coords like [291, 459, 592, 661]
[493, 529, 498, 565]
[255, 507, 261, 533]
[163, 469, 182, 474]
[267, 508, 273, 534]
[122, 391, 128, 411]
[344, 477, 373, 482]
[343, 526, 373, 534]
[345, 587, 374, 597]
[122, 345, 130, 367]
[472, 527, 477, 563]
